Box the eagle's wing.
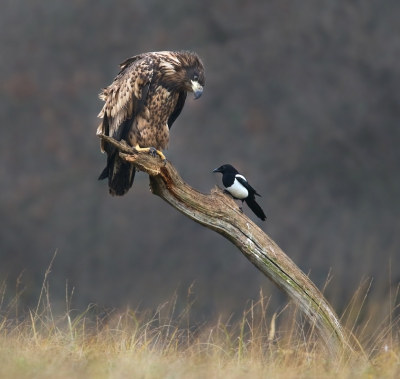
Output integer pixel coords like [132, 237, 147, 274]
[235, 176, 261, 197]
[167, 91, 187, 129]
[118, 53, 147, 70]
[97, 55, 154, 152]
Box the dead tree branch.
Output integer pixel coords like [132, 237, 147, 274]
[98, 134, 362, 361]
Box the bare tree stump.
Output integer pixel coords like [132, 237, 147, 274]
[98, 134, 361, 361]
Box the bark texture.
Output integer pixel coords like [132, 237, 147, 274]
[99, 134, 361, 361]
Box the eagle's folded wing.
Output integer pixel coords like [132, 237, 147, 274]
[97, 56, 154, 152]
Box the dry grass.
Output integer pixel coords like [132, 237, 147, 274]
[1, 258, 400, 379]
[0, 289, 400, 379]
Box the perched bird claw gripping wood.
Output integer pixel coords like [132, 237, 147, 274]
[213, 164, 267, 221]
[148, 147, 167, 166]
[97, 50, 205, 196]
[134, 144, 167, 163]
[148, 146, 160, 158]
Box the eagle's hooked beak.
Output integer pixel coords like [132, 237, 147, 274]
[191, 80, 203, 99]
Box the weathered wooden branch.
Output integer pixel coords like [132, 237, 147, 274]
[99, 134, 361, 361]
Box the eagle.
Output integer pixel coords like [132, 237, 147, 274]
[97, 50, 205, 196]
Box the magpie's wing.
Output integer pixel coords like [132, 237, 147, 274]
[235, 176, 261, 197]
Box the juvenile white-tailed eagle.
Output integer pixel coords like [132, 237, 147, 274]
[97, 51, 205, 196]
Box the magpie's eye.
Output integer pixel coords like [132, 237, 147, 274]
[193, 75, 198, 81]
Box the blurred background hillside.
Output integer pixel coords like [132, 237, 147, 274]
[1, 0, 399, 323]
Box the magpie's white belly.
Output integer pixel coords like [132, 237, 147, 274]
[227, 179, 248, 199]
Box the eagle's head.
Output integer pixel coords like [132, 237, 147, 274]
[160, 51, 205, 99]
[178, 51, 205, 99]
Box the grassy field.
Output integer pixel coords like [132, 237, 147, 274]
[1, 279, 400, 379]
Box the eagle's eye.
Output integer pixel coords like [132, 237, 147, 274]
[193, 75, 199, 81]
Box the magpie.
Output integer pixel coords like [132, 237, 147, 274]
[213, 164, 267, 221]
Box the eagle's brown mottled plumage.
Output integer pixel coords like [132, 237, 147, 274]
[97, 50, 205, 196]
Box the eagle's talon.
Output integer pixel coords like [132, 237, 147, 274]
[149, 147, 158, 158]
[163, 158, 167, 166]
[239, 206, 244, 213]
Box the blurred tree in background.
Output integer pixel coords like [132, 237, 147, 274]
[1, 0, 399, 322]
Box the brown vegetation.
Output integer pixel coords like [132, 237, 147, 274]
[0, 280, 399, 379]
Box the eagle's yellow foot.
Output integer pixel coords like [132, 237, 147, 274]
[135, 144, 167, 166]
[149, 147, 167, 165]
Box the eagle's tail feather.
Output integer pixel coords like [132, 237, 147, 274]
[244, 196, 267, 221]
[98, 165, 109, 180]
[98, 153, 136, 196]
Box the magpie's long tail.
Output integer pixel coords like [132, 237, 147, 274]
[245, 196, 267, 221]
[98, 152, 136, 196]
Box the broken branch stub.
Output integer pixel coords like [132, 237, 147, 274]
[98, 134, 360, 360]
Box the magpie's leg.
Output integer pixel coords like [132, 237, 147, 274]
[222, 191, 244, 213]
[135, 144, 167, 165]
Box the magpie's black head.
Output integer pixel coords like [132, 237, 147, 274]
[212, 164, 238, 174]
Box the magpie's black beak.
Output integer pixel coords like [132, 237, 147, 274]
[194, 88, 203, 100]
[213, 167, 222, 173]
